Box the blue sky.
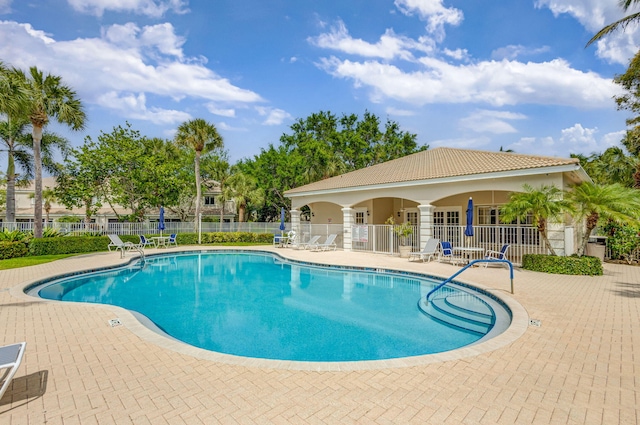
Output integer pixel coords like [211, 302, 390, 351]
[1, 0, 639, 163]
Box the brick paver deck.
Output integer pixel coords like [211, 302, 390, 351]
[1, 246, 638, 424]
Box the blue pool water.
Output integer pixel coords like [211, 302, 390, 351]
[36, 252, 494, 362]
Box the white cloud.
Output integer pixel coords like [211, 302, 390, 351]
[491, 44, 550, 60]
[217, 122, 248, 132]
[256, 107, 292, 125]
[386, 107, 416, 116]
[508, 124, 622, 156]
[206, 104, 236, 118]
[0, 0, 11, 14]
[96, 91, 191, 124]
[459, 110, 526, 134]
[317, 56, 619, 108]
[67, 0, 188, 18]
[0, 20, 263, 124]
[443, 48, 470, 61]
[308, 19, 434, 61]
[535, 0, 640, 65]
[394, 0, 463, 41]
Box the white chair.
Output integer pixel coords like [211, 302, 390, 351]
[300, 235, 322, 250]
[408, 238, 440, 262]
[0, 342, 26, 402]
[484, 244, 510, 267]
[311, 234, 338, 251]
[167, 234, 178, 247]
[107, 234, 139, 256]
[139, 235, 155, 249]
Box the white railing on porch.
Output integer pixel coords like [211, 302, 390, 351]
[350, 224, 547, 264]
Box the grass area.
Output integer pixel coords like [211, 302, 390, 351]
[0, 254, 79, 270]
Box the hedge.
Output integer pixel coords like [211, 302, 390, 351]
[522, 254, 603, 276]
[25, 232, 272, 256]
[0, 241, 29, 259]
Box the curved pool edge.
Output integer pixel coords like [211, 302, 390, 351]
[14, 247, 530, 371]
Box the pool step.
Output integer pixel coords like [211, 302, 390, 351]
[420, 292, 495, 335]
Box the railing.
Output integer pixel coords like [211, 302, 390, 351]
[294, 223, 346, 250]
[350, 224, 419, 255]
[424, 259, 515, 304]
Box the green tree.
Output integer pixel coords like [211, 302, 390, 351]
[586, 0, 640, 46]
[241, 110, 424, 221]
[500, 184, 573, 256]
[0, 117, 70, 222]
[29, 187, 56, 224]
[222, 172, 264, 222]
[566, 182, 640, 256]
[11, 66, 85, 238]
[175, 119, 223, 231]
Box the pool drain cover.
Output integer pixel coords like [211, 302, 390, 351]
[109, 319, 122, 327]
[529, 319, 541, 327]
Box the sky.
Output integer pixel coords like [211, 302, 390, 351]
[1, 0, 639, 164]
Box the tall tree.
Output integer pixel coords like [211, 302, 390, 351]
[175, 119, 223, 231]
[499, 184, 572, 256]
[586, 0, 640, 46]
[12, 66, 85, 237]
[566, 182, 640, 255]
[0, 117, 70, 222]
[222, 172, 264, 223]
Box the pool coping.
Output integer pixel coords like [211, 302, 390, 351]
[13, 248, 529, 372]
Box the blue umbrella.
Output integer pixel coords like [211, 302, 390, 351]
[279, 207, 286, 233]
[464, 197, 474, 237]
[158, 206, 166, 236]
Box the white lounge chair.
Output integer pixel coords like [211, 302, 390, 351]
[300, 235, 322, 250]
[311, 234, 338, 251]
[107, 234, 139, 257]
[408, 238, 440, 262]
[0, 342, 26, 402]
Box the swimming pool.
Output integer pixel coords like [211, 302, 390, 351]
[32, 251, 510, 362]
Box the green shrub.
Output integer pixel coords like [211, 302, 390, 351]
[29, 236, 113, 256]
[0, 241, 29, 259]
[0, 229, 30, 243]
[522, 254, 603, 276]
[604, 221, 640, 263]
[170, 232, 272, 245]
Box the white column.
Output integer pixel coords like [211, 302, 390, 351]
[418, 204, 435, 246]
[342, 207, 354, 251]
[290, 209, 300, 233]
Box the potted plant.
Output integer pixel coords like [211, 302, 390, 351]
[387, 216, 414, 257]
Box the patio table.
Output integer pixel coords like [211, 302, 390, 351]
[453, 246, 484, 264]
[151, 236, 171, 248]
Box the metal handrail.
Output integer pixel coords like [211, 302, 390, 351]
[424, 259, 514, 303]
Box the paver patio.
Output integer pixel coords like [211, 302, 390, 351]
[0, 246, 638, 424]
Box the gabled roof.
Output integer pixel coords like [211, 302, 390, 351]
[285, 147, 582, 195]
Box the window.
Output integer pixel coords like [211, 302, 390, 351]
[354, 208, 368, 224]
[204, 196, 216, 206]
[406, 211, 418, 226]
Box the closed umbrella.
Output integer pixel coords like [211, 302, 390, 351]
[158, 206, 166, 237]
[464, 197, 474, 237]
[279, 207, 286, 236]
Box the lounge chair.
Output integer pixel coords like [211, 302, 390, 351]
[300, 235, 322, 250]
[0, 342, 26, 402]
[139, 235, 155, 249]
[484, 244, 510, 267]
[167, 234, 178, 247]
[437, 241, 463, 265]
[408, 238, 440, 262]
[108, 234, 139, 257]
[311, 234, 338, 251]
[284, 230, 299, 248]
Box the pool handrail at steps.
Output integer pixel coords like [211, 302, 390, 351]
[424, 259, 514, 304]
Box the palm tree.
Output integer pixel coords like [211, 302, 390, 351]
[11, 66, 85, 238]
[566, 182, 640, 255]
[0, 118, 70, 223]
[175, 119, 223, 232]
[29, 187, 57, 224]
[587, 1, 640, 46]
[500, 184, 573, 256]
[223, 172, 264, 222]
